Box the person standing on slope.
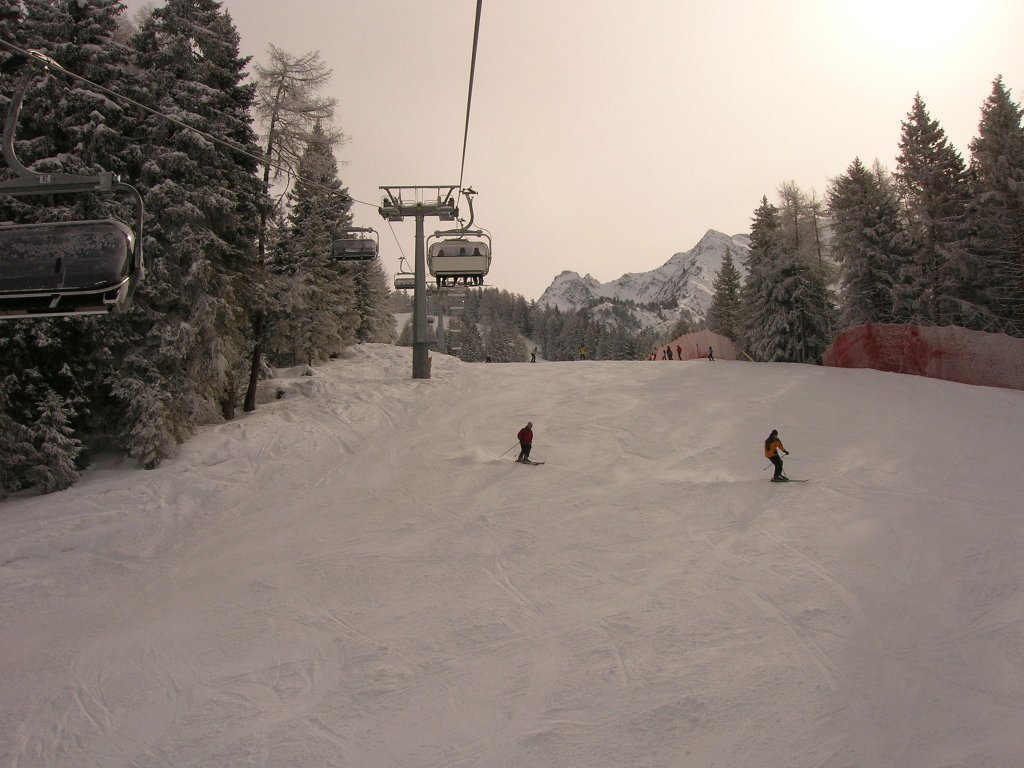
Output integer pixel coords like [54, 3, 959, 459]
[516, 421, 534, 463]
[764, 429, 789, 481]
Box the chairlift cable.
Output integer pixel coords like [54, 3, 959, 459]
[455, 0, 484, 210]
[386, 220, 407, 261]
[0, 37, 379, 211]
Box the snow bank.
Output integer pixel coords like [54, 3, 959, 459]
[823, 323, 1024, 390]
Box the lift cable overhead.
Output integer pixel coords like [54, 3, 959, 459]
[456, 0, 484, 209]
[0, 38, 382, 212]
[0, 38, 407, 263]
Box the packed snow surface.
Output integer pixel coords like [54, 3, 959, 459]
[2, 344, 1023, 768]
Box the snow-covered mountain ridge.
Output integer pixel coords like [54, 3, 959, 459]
[537, 229, 750, 321]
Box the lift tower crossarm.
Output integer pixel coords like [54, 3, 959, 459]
[378, 185, 459, 222]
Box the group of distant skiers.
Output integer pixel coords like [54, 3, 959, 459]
[527, 344, 718, 363]
[649, 344, 714, 362]
[514, 421, 791, 481]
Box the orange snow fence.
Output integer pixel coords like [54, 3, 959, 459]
[823, 323, 1024, 391]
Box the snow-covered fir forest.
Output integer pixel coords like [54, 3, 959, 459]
[2, 0, 1024, 496]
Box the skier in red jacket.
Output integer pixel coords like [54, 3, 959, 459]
[516, 422, 534, 463]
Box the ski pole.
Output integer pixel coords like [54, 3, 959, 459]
[499, 443, 519, 458]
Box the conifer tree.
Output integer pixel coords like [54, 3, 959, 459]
[667, 310, 696, 340]
[0, 0, 22, 40]
[739, 196, 782, 359]
[828, 158, 909, 328]
[742, 192, 835, 362]
[116, 0, 269, 460]
[351, 258, 396, 343]
[484, 317, 527, 362]
[744, 255, 834, 363]
[896, 94, 975, 326]
[28, 390, 82, 493]
[0, 0, 137, 483]
[456, 314, 485, 362]
[269, 122, 357, 364]
[967, 76, 1024, 334]
[705, 248, 742, 339]
[397, 318, 414, 347]
[0, 377, 37, 496]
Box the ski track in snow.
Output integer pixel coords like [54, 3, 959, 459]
[2, 345, 1024, 767]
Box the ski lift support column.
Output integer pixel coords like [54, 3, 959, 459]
[378, 185, 458, 379]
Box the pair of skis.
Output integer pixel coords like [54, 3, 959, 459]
[515, 458, 545, 465]
[771, 476, 808, 483]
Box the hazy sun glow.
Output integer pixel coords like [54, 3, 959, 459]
[842, 0, 984, 51]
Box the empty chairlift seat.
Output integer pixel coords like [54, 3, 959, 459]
[393, 272, 415, 290]
[0, 219, 136, 316]
[332, 237, 378, 261]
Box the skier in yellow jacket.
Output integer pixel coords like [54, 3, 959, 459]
[764, 429, 789, 482]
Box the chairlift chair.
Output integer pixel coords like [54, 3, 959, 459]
[393, 272, 415, 291]
[0, 52, 144, 319]
[332, 227, 379, 261]
[426, 230, 492, 288]
[0, 219, 136, 317]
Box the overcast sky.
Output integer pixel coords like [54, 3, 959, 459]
[124, 0, 1024, 300]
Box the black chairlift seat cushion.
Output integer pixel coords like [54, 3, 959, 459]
[332, 238, 377, 260]
[0, 219, 134, 294]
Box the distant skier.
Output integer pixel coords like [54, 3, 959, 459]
[676, 343, 682, 360]
[708, 346, 715, 361]
[531, 347, 538, 363]
[516, 421, 534, 463]
[579, 346, 587, 360]
[665, 347, 673, 360]
[764, 429, 790, 481]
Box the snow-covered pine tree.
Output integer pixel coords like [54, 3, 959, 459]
[777, 182, 826, 268]
[455, 313, 485, 362]
[484, 316, 527, 362]
[0, 0, 22, 38]
[27, 390, 82, 493]
[541, 311, 561, 361]
[896, 94, 977, 327]
[396, 317, 413, 347]
[269, 122, 357, 364]
[705, 248, 742, 340]
[827, 158, 909, 328]
[742, 190, 835, 363]
[351, 257, 396, 344]
[117, 0, 265, 447]
[967, 76, 1024, 335]
[0, 0, 138, 486]
[108, 372, 178, 470]
[116, 0, 268, 461]
[738, 196, 782, 360]
[744, 255, 834, 364]
[0, 376, 37, 496]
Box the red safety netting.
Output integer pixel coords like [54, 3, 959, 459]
[823, 323, 1024, 390]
